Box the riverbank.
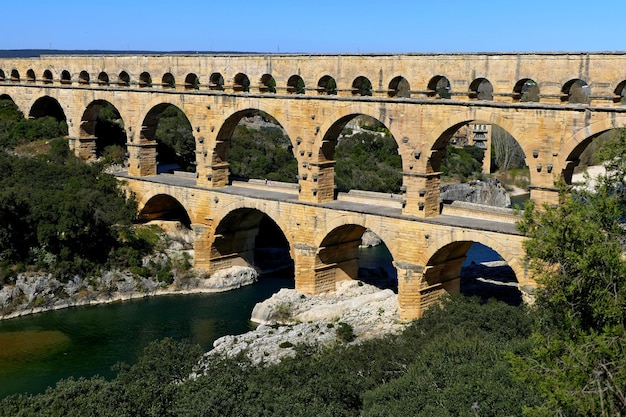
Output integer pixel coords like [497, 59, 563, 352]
[0, 264, 259, 321]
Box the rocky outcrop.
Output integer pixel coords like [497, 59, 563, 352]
[440, 180, 511, 207]
[359, 229, 382, 248]
[199, 280, 405, 367]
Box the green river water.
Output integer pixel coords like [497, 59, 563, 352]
[0, 275, 293, 399]
[0, 243, 503, 399]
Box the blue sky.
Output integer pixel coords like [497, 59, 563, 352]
[2, 0, 625, 53]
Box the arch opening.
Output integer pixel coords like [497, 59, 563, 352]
[317, 225, 397, 292]
[427, 75, 451, 98]
[562, 79, 590, 104]
[42, 70, 53, 84]
[351, 76, 372, 96]
[259, 74, 276, 93]
[209, 72, 224, 91]
[433, 121, 528, 207]
[10, 69, 20, 83]
[388, 76, 410, 98]
[317, 75, 337, 95]
[563, 127, 625, 186]
[79, 71, 90, 85]
[138, 194, 192, 229]
[60, 70, 71, 85]
[322, 114, 402, 195]
[427, 242, 521, 306]
[26, 69, 36, 83]
[139, 72, 152, 88]
[98, 72, 109, 86]
[513, 78, 539, 102]
[29, 96, 67, 125]
[0, 69, 5, 81]
[218, 110, 297, 184]
[212, 208, 294, 281]
[469, 78, 493, 100]
[233, 73, 250, 92]
[287, 75, 305, 94]
[118, 71, 130, 87]
[184, 73, 199, 90]
[161, 73, 175, 89]
[140, 103, 196, 173]
[80, 100, 127, 162]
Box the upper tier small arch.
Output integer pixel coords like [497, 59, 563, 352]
[61, 70, 72, 85]
[260, 74, 276, 93]
[161, 73, 175, 89]
[352, 76, 372, 96]
[469, 78, 493, 101]
[513, 78, 539, 102]
[184, 73, 199, 90]
[287, 75, 305, 94]
[388, 76, 410, 98]
[317, 75, 337, 95]
[427, 75, 451, 98]
[562, 79, 590, 104]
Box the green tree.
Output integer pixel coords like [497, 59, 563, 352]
[513, 129, 626, 416]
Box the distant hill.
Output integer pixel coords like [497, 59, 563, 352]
[0, 49, 255, 58]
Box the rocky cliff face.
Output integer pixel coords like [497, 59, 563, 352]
[440, 180, 511, 208]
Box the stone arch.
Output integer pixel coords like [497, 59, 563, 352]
[209, 206, 294, 276]
[317, 75, 337, 95]
[469, 78, 493, 100]
[118, 71, 130, 87]
[259, 73, 276, 93]
[427, 75, 451, 98]
[388, 76, 410, 98]
[60, 70, 72, 85]
[513, 78, 539, 102]
[315, 213, 398, 259]
[426, 109, 525, 159]
[212, 106, 298, 181]
[233, 73, 250, 92]
[42, 69, 53, 84]
[287, 74, 305, 94]
[613, 80, 626, 104]
[0, 94, 27, 118]
[10, 69, 20, 82]
[79, 99, 128, 160]
[139, 100, 196, 172]
[316, 103, 408, 165]
[139, 71, 152, 88]
[184, 73, 199, 90]
[161, 72, 175, 89]
[209, 72, 224, 90]
[315, 221, 398, 291]
[98, 72, 109, 86]
[423, 238, 523, 306]
[0, 69, 5, 81]
[558, 116, 626, 183]
[351, 76, 372, 96]
[561, 78, 590, 104]
[26, 69, 36, 83]
[137, 193, 192, 228]
[79, 70, 90, 85]
[29, 95, 67, 122]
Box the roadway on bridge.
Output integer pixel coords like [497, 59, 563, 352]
[115, 171, 521, 236]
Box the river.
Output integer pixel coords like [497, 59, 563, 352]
[0, 243, 506, 399]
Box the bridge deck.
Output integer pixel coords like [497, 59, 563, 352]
[115, 171, 521, 236]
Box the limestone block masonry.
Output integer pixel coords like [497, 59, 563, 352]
[3, 52, 626, 318]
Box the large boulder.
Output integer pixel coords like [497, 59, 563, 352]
[440, 180, 511, 207]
